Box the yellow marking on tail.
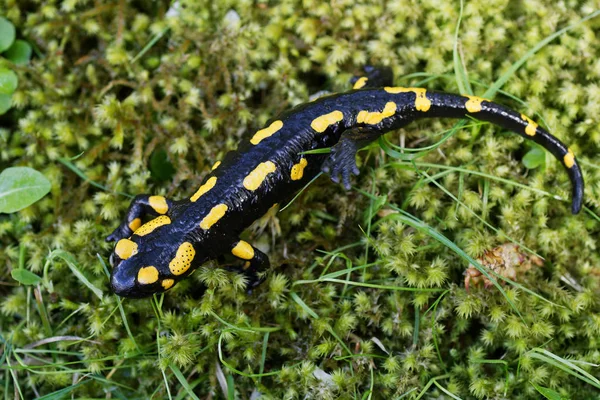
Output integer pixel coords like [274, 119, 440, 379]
[464, 95, 488, 113]
[384, 87, 431, 112]
[521, 114, 538, 136]
[564, 148, 575, 168]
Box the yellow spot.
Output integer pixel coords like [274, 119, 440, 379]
[243, 261, 251, 270]
[115, 239, 138, 260]
[128, 218, 142, 232]
[190, 176, 217, 202]
[149, 195, 168, 214]
[134, 215, 171, 236]
[161, 279, 175, 290]
[521, 114, 538, 136]
[564, 148, 575, 168]
[200, 204, 228, 230]
[353, 77, 368, 89]
[291, 158, 308, 180]
[464, 95, 488, 113]
[384, 87, 431, 112]
[311, 110, 344, 133]
[137, 266, 159, 285]
[169, 242, 196, 275]
[250, 120, 283, 145]
[211, 161, 221, 170]
[356, 102, 397, 125]
[243, 161, 277, 191]
[232, 240, 255, 260]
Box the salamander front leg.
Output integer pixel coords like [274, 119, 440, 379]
[322, 128, 382, 189]
[106, 194, 172, 243]
[230, 240, 270, 290]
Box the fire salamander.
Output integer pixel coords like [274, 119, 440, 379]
[107, 66, 584, 298]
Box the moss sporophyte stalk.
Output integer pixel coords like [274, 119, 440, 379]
[1, 1, 600, 399]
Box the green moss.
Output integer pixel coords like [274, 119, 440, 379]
[1, 0, 600, 398]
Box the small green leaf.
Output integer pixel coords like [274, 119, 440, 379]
[531, 382, 564, 400]
[11, 269, 42, 285]
[149, 148, 176, 182]
[0, 17, 15, 52]
[0, 67, 18, 95]
[522, 147, 545, 169]
[0, 93, 11, 115]
[0, 167, 51, 213]
[47, 250, 104, 301]
[4, 40, 32, 65]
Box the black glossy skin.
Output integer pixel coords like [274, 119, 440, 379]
[107, 67, 584, 298]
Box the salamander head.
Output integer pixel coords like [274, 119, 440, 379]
[109, 234, 200, 298]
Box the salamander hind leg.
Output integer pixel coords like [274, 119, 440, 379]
[350, 65, 394, 89]
[230, 240, 270, 291]
[106, 194, 172, 243]
[322, 128, 382, 189]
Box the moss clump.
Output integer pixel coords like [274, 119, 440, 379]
[1, 1, 600, 398]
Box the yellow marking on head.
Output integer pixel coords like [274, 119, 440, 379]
[250, 120, 284, 145]
[137, 266, 159, 285]
[243, 261, 251, 270]
[232, 240, 255, 260]
[311, 110, 344, 133]
[564, 148, 575, 168]
[291, 158, 308, 180]
[521, 114, 538, 136]
[356, 102, 397, 125]
[115, 239, 138, 260]
[243, 161, 277, 191]
[464, 95, 488, 113]
[161, 279, 175, 290]
[384, 87, 431, 112]
[211, 161, 221, 170]
[353, 77, 368, 89]
[134, 215, 171, 236]
[190, 176, 217, 202]
[128, 218, 142, 232]
[199, 203, 228, 230]
[169, 242, 196, 275]
[148, 196, 168, 214]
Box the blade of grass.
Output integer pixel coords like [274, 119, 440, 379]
[290, 292, 319, 319]
[170, 364, 200, 400]
[130, 27, 169, 64]
[453, 0, 472, 95]
[433, 380, 463, 400]
[482, 10, 600, 99]
[357, 189, 524, 321]
[58, 157, 133, 198]
[46, 250, 103, 301]
[529, 348, 600, 390]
